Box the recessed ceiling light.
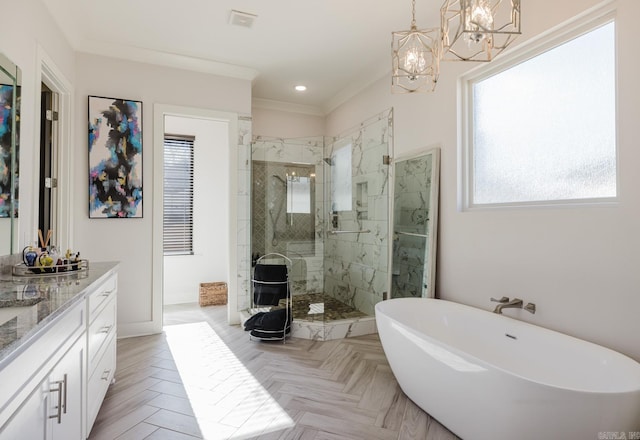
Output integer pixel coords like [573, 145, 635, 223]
[294, 85, 307, 92]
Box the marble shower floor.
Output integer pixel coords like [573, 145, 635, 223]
[247, 293, 375, 341]
[286, 293, 369, 322]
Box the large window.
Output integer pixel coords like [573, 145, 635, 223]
[163, 136, 195, 255]
[463, 17, 616, 208]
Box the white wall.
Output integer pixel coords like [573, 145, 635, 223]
[163, 116, 229, 305]
[0, 221, 11, 255]
[74, 53, 251, 336]
[327, 0, 640, 361]
[252, 106, 325, 138]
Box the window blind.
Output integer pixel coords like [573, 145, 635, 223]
[163, 135, 195, 255]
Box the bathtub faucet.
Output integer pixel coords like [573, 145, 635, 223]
[493, 298, 523, 314]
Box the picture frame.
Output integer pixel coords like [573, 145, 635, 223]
[88, 95, 143, 218]
[0, 84, 19, 218]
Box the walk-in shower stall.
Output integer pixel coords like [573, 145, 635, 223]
[247, 110, 392, 339]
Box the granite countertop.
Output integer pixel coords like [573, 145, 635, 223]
[0, 261, 118, 367]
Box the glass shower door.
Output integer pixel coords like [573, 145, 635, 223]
[323, 111, 392, 319]
[250, 137, 325, 317]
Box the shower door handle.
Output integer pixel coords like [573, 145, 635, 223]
[395, 231, 427, 238]
[328, 229, 371, 235]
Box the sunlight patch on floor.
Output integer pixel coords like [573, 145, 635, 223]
[164, 321, 294, 439]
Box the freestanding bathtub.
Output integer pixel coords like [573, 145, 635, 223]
[375, 298, 640, 440]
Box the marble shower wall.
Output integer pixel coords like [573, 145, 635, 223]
[252, 162, 316, 259]
[250, 137, 325, 297]
[237, 117, 253, 312]
[391, 154, 433, 298]
[324, 110, 392, 316]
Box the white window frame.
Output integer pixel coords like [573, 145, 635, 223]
[459, 4, 618, 211]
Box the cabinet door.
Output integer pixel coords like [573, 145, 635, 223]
[49, 335, 85, 440]
[0, 380, 48, 440]
[87, 333, 116, 432]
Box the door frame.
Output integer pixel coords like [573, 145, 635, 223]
[29, 46, 73, 251]
[152, 104, 239, 333]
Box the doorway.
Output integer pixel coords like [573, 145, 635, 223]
[151, 104, 239, 334]
[162, 115, 229, 306]
[38, 83, 57, 242]
[36, 53, 73, 252]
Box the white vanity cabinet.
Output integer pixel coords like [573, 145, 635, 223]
[86, 273, 117, 431]
[0, 264, 118, 440]
[0, 300, 86, 440]
[0, 375, 48, 439]
[49, 334, 86, 439]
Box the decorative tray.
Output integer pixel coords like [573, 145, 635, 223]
[12, 259, 89, 277]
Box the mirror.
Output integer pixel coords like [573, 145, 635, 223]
[391, 147, 440, 298]
[0, 52, 20, 255]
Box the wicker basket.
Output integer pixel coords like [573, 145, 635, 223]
[199, 282, 227, 306]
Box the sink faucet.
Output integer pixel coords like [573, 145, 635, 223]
[493, 298, 523, 314]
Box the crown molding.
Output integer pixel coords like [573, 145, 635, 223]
[76, 39, 259, 81]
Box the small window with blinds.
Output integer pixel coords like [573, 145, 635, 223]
[163, 135, 195, 255]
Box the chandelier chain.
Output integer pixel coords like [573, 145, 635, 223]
[411, 0, 417, 28]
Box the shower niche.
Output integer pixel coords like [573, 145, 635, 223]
[247, 110, 392, 340]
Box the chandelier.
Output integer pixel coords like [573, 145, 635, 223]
[392, 0, 521, 93]
[441, 0, 521, 62]
[391, 0, 440, 93]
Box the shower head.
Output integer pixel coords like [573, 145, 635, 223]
[323, 158, 333, 166]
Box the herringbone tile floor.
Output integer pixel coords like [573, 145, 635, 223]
[88, 304, 459, 440]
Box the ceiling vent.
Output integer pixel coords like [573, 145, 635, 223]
[229, 10, 257, 28]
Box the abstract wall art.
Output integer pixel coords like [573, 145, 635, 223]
[0, 84, 19, 218]
[88, 95, 143, 218]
